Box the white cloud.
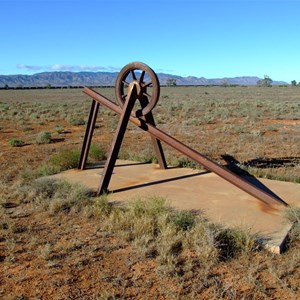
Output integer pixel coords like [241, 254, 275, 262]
[16, 64, 42, 71]
[17, 64, 120, 72]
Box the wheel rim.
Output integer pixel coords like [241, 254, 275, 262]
[115, 62, 160, 117]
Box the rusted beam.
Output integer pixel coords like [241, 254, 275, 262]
[83, 87, 288, 208]
[145, 115, 168, 169]
[140, 96, 167, 169]
[78, 99, 99, 170]
[98, 84, 138, 195]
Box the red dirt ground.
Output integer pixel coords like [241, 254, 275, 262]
[1, 117, 299, 299]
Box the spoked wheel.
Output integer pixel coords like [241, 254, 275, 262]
[115, 62, 160, 117]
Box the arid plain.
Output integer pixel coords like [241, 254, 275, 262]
[0, 86, 299, 299]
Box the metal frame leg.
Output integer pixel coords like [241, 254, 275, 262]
[139, 96, 167, 169]
[97, 84, 138, 195]
[78, 99, 100, 170]
[144, 111, 167, 169]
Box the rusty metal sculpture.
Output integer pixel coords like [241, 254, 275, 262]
[79, 62, 288, 208]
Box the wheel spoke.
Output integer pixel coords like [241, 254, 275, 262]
[122, 94, 127, 101]
[122, 80, 129, 86]
[131, 70, 137, 80]
[143, 91, 152, 98]
[144, 81, 153, 88]
[139, 71, 145, 83]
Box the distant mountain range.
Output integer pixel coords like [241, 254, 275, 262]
[0, 71, 287, 88]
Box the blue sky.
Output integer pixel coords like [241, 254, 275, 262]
[1, 0, 299, 82]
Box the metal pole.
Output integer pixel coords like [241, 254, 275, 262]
[140, 96, 167, 169]
[78, 99, 100, 170]
[97, 84, 138, 195]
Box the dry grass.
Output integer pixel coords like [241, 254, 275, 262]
[0, 173, 299, 298]
[2, 175, 300, 297]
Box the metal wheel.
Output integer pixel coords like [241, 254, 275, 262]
[115, 62, 160, 117]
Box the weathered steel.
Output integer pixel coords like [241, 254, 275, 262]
[139, 95, 167, 169]
[144, 111, 167, 169]
[98, 83, 138, 195]
[115, 62, 160, 117]
[83, 86, 288, 208]
[78, 99, 99, 170]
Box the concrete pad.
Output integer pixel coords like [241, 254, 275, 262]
[53, 160, 300, 253]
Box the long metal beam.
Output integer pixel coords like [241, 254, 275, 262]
[83, 87, 288, 208]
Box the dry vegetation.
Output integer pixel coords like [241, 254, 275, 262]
[0, 86, 299, 299]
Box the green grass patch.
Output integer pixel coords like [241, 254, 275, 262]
[8, 138, 25, 147]
[22, 148, 81, 182]
[88, 143, 106, 162]
[54, 124, 64, 134]
[36, 131, 52, 144]
[31, 178, 92, 213]
[48, 148, 80, 171]
[215, 226, 259, 259]
[169, 210, 196, 231]
[69, 117, 85, 126]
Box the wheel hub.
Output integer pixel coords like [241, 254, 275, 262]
[131, 80, 143, 98]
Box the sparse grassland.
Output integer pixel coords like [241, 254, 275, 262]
[0, 86, 299, 299]
[0, 176, 299, 299]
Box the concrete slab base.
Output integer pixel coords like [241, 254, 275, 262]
[52, 160, 300, 254]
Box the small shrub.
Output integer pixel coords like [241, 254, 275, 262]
[31, 178, 92, 213]
[105, 197, 170, 243]
[22, 164, 61, 182]
[169, 210, 196, 231]
[54, 124, 64, 134]
[129, 196, 170, 218]
[32, 177, 60, 199]
[48, 149, 80, 171]
[156, 223, 184, 274]
[39, 243, 52, 260]
[8, 138, 25, 147]
[92, 195, 113, 218]
[49, 181, 92, 214]
[22, 126, 34, 131]
[284, 206, 300, 224]
[69, 117, 85, 126]
[118, 148, 157, 164]
[185, 220, 219, 264]
[36, 131, 52, 144]
[216, 226, 258, 259]
[89, 143, 106, 161]
[22, 149, 80, 181]
[284, 207, 300, 244]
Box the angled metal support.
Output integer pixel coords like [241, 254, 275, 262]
[97, 83, 138, 195]
[139, 95, 167, 169]
[145, 111, 167, 169]
[78, 99, 99, 170]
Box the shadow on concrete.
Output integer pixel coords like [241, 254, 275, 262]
[84, 161, 151, 169]
[115, 162, 154, 168]
[112, 170, 210, 194]
[86, 157, 289, 206]
[222, 155, 288, 205]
